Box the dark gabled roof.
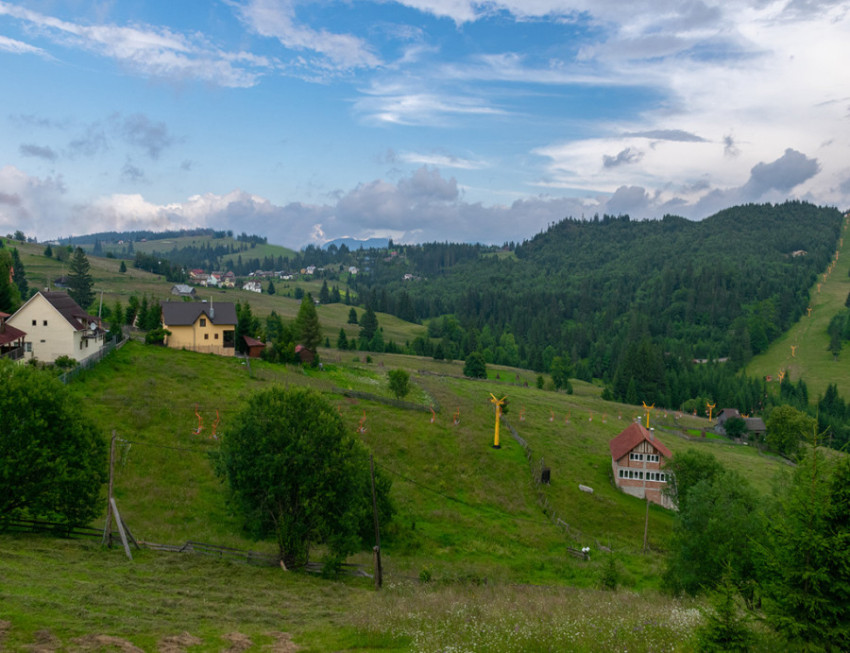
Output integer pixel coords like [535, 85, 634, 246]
[609, 422, 672, 461]
[41, 292, 98, 331]
[243, 336, 265, 348]
[160, 301, 237, 326]
[716, 408, 741, 423]
[745, 417, 767, 432]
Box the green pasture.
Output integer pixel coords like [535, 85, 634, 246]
[1, 339, 794, 650]
[746, 216, 850, 400]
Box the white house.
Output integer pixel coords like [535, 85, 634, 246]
[7, 291, 105, 364]
[242, 281, 262, 293]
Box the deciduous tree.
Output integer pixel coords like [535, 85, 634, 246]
[0, 360, 107, 525]
[217, 387, 392, 569]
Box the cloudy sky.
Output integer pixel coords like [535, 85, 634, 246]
[1, 0, 848, 248]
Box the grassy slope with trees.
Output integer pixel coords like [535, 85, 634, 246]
[2, 339, 792, 650]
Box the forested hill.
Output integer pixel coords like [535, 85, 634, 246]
[354, 201, 842, 392]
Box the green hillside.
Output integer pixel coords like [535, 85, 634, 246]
[746, 212, 850, 399]
[2, 340, 795, 650]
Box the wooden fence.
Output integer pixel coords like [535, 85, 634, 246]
[503, 420, 586, 544]
[1, 517, 370, 576]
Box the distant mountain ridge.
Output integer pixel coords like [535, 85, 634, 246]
[321, 237, 390, 251]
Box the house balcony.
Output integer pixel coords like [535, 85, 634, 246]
[1, 345, 25, 361]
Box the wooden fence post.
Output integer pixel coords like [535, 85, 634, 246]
[102, 430, 116, 546]
[370, 455, 383, 589]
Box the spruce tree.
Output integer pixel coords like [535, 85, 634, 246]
[67, 247, 94, 309]
[0, 249, 22, 313]
[294, 294, 322, 356]
[359, 305, 378, 343]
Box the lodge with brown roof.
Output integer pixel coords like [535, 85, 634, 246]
[609, 422, 674, 509]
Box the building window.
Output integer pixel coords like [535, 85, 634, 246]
[630, 453, 644, 461]
[200, 318, 206, 327]
[25, 342, 32, 352]
[80, 341, 84, 350]
[204, 334, 209, 340]
[647, 454, 659, 462]
[214, 333, 219, 340]
[32, 319, 37, 326]
[43, 320, 48, 326]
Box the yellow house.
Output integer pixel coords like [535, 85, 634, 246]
[160, 301, 237, 356]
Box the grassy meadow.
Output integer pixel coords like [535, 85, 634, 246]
[0, 236, 798, 651]
[746, 214, 850, 399]
[1, 335, 793, 650]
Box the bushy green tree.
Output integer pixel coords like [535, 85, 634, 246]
[550, 356, 573, 392]
[0, 360, 107, 524]
[664, 469, 764, 598]
[388, 369, 410, 399]
[766, 405, 815, 457]
[663, 449, 725, 512]
[724, 416, 748, 439]
[217, 387, 392, 569]
[347, 307, 358, 324]
[463, 351, 487, 378]
[67, 247, 94, 310]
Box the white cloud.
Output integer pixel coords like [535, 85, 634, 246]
[398, 151, 490, 170]
[234, 0, 380, 70]
[0, 1, 269, 87]
[0, 34, 50, 57]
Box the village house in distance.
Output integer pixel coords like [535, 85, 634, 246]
[160, 300, 237, 356]
[609, 422, 674, 509]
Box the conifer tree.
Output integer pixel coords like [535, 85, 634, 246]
[294, 294, 322, 357]
[67, 247, 94, 309]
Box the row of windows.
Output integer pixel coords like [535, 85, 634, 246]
[32, 319, 48, 326]
[618, 469, 667, 482]
[629, 453, 660, 462]
[203, 333, 220, 341]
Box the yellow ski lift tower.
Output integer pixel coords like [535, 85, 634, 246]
[490, 393, 507, 449]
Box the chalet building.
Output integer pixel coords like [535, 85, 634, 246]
[6, 291, 105, 364]
[160, 301, 237, 356]
[609, 423, 674, 509]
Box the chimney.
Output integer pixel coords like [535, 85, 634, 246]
[649, 427, 654, 440]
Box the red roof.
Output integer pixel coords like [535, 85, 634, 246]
[0, 321, 26, 346]
[609, 422, 672, 461]
[243, 336, 265, 348]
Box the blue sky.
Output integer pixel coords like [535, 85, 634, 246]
[1, 0, 848, 248]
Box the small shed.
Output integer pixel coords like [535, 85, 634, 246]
[295, 344, 315, 365]
[243, 335, 266, 358]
